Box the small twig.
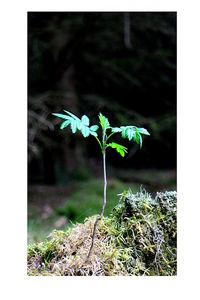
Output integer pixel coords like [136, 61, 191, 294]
[87, 215, 101, 260]
[167, 246, 176, 258]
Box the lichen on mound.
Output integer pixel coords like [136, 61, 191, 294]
[27, 189, 177, 276]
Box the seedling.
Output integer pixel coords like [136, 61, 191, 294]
[52, 110, 150, 259]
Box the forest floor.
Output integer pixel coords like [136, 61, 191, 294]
[28, 169, 176, 243]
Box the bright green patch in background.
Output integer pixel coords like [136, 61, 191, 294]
[56, 179, 140, 223]
[28, 179, 140, 243]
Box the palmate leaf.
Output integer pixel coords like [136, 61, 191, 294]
[52, 110, 99, 138]
[107, 142, 128, 157]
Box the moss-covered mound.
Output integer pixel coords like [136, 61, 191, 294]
[27, 189, 177, 276]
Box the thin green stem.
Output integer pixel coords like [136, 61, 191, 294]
[102, 128, 106, 151]
[87, 150, 107, 260]
[87, 126, 108, 259]
[95, 136, 103, 151]
[106, 131, 116, 142]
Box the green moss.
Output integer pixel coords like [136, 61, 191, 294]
[110, 189, 177, 275]
[28, 189, 177, 276]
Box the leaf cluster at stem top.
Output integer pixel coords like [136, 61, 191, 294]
[52, 110, 150, 157]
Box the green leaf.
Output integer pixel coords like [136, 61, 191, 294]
[90, 125, 99, 131]
[52, 113, 71, 120]
[70, 120, 77, 133]
[89, 130, 98, 137]
[134, 130, 140, 144]
[52, 111, 150, 149]
[81, 126, 90, 137]
[139, 134, 143, 149]
[132, 130, 137, 141]
[76, 119, 82, 130]
[53, 110, 94, 138]
[127, 127, 134, 141]
[111, 127, 122, 133]
[63, 110, 79, 120]
[81, 115, 90, 126]
[99, 113, 110, 131]
[107, 142, 128, 157]
[60, 120, 71, 129]
[137, 128, 150, 135]
[120, 126, 127, 138]
[118, 125, 149, 149]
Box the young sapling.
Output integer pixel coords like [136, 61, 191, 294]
[52, 110, 150, 259]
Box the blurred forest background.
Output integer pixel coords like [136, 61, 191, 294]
[28, 12, 177, 242]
